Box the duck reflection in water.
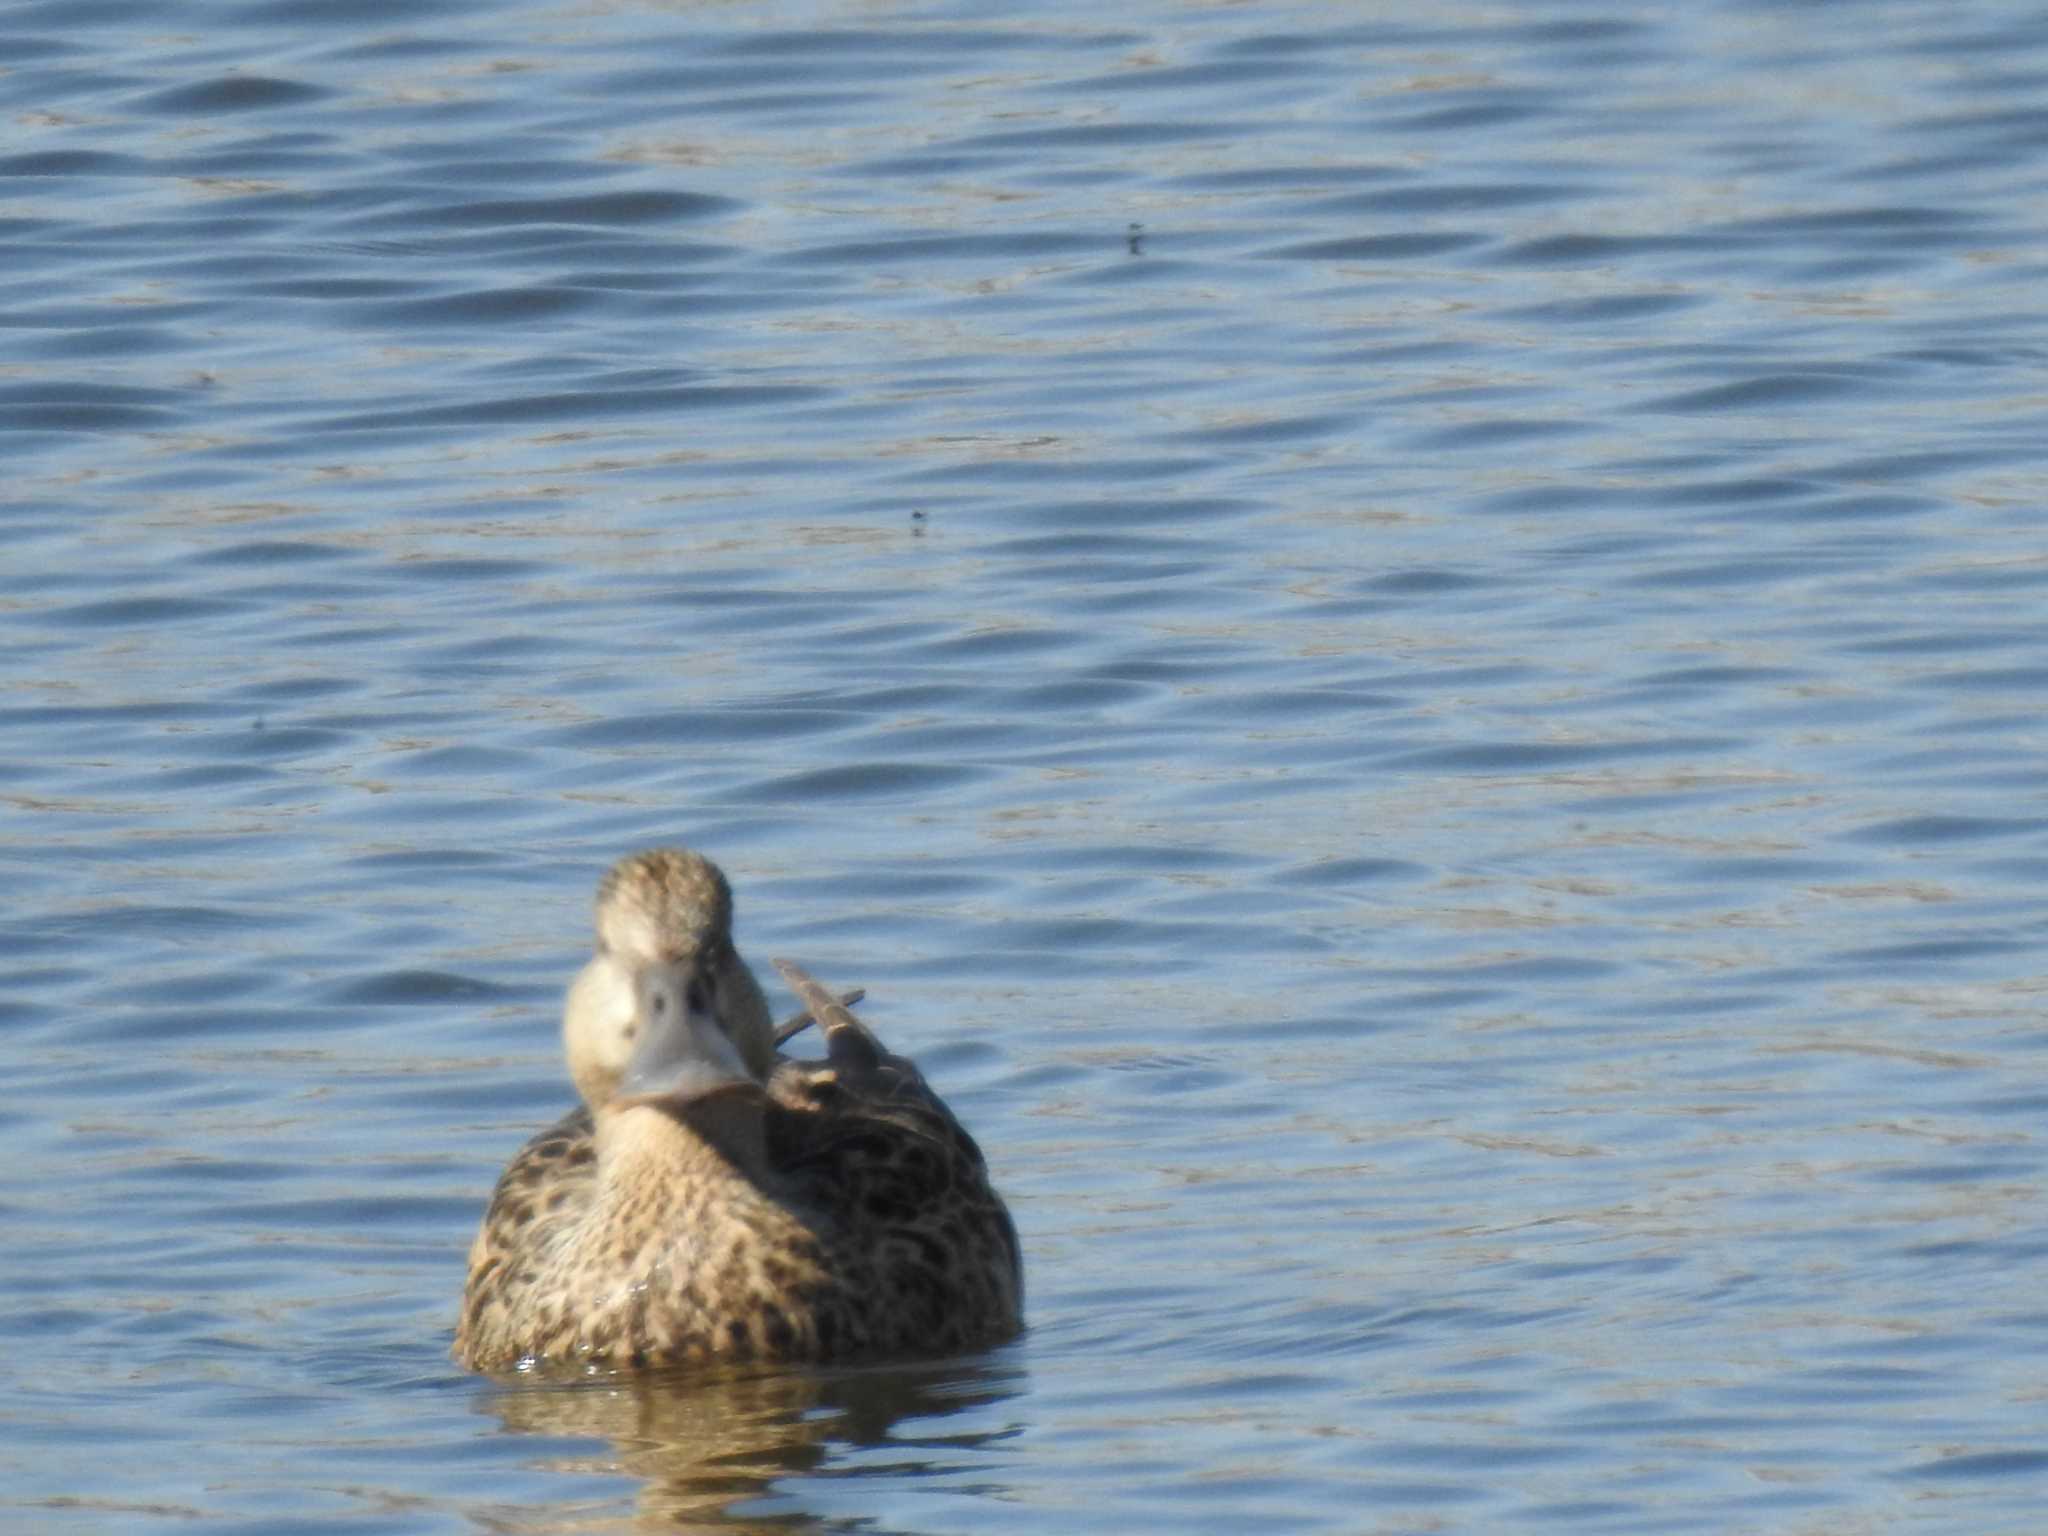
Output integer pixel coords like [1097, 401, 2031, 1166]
[456, 848, 1024, 1372]
[474, 1356, 1027, 1532]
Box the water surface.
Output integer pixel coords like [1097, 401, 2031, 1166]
[4, 0, 2047, 1531]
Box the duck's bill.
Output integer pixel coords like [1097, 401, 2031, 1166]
[614, 1056, 755, 1108]
[614, 973, 756, 1106]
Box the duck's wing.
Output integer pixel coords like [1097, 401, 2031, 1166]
[473, 1104, 598, 1237]
[767, 958, 1003, 1206]
[455, 1104, 596, 1363]
[769, 960, 963, 1138]
[765, 960, 1022, 1345]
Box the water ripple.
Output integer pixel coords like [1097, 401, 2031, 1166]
[4, 1, 2047, 1533]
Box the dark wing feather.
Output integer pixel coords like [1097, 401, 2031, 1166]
[773, 986, 865, 1048]
[771, 960, 950, 1117]
[766, 960, 1019, 1317]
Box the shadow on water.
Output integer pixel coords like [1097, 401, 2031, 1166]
[470, 1355, 1028, 1531]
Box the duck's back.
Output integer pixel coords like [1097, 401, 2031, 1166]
[758, 960, 1022, 1357]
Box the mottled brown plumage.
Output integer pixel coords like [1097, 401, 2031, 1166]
[454, 849, 1022, 1372]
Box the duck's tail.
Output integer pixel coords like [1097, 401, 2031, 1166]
[771, 959, 888, 1074]
[771, 959, 978, 1158]
[772, 983, 864, 1047]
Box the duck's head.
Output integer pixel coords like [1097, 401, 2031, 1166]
[563, 849, 776, 1112]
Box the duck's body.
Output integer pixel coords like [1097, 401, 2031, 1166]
[454, 851, 1022, 1373]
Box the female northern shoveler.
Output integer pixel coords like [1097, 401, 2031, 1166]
[454, 849, 1023, 1371]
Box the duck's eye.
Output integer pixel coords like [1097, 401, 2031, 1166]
[686, 977, 712, 1016]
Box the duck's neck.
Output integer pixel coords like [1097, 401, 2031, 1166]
[596, 1093, 769, 1197]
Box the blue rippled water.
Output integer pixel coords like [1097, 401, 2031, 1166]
[5, 1, 2047, 1531]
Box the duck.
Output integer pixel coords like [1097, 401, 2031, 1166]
[454, 848, 1023, 1372]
